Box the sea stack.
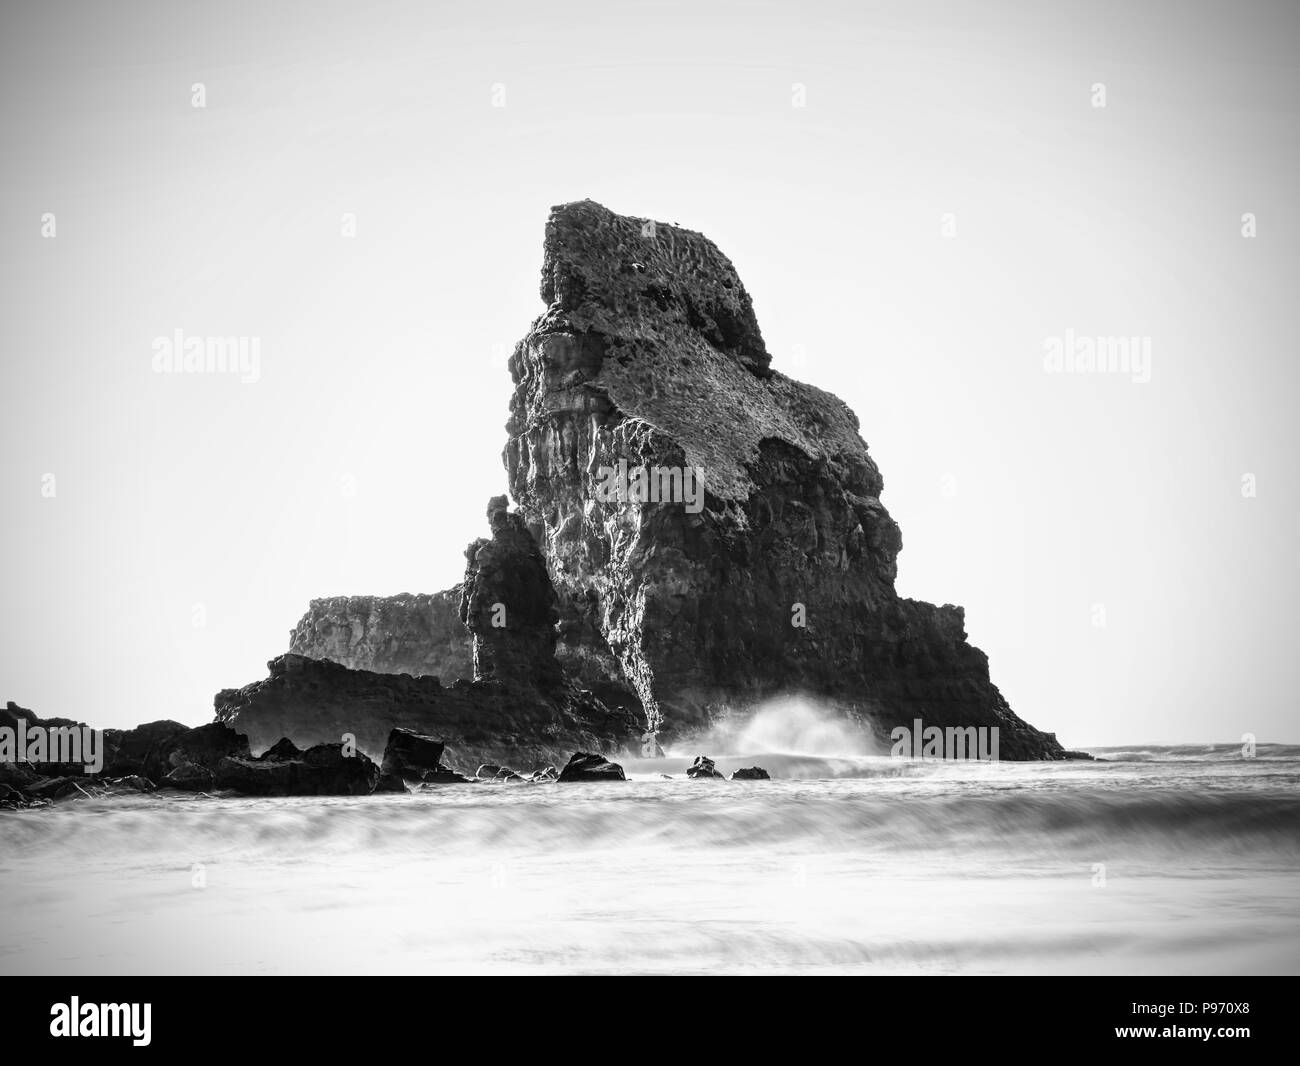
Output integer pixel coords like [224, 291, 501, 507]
[226, 200, 1070, 763]
[504, 200, 1067, 759]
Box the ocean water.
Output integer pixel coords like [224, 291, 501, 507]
[1, 745, 1298, 975]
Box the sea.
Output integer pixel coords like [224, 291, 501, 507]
[1, 741, 1298, 975]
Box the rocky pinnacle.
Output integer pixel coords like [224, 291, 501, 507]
[504, 199, 1068, 759]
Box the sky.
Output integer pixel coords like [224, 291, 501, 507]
[1, 0, 1297, 746]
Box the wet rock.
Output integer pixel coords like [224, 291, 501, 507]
[297, 744, 381, 795]
[381, 728, 446, 785]
[686, 755, 725, 780]
[159, 722, 250, 779]
[529, 766, 559, 781]
[162, 763, 216, 791]
[24, 776, 84, 800]
[102, 720, 189, 779]
[375, 772, 409, 794]
[495, 768, 525, 782]
[476, 764, 502, 780]
[214, 756, 297, 795]
[214, 742, 380, 796]
[558, 752, 626, 782]
[730, 766, 770, 780]
[0, 760, 41, 790]
[421, 768, 472, 784]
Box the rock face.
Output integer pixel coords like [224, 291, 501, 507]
[214, 653, 637, 769]
[214, 500, 643, 768]
[460, 495, 564, 689]
[288, 591, 472, 682]
[503, 199, 1069, 759]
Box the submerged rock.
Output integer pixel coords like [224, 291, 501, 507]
[686, 755, 725, 780]
[730, 766, 771, 780]
[422, 768, 472, 784]
[558, 752, 626, 782]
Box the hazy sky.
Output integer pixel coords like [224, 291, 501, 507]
[2, 0, 1296, 746]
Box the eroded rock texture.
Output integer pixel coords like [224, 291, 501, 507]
[504, 199, 1067, 759]
[288, 591, 472, 682]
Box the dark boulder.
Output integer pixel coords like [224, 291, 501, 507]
[380, 728, 447, 784]
[298, 744, 380, 795]
[102, 720, 189, 778]
[214, 742, 380, 796]
[686, 755, 725, 779]
[215, 756, 297, 796]
[558, 752, 626, 782]
[159, 723, 250, 777]
[476, 764, 502, 780]
[730, 766, 770, 780]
